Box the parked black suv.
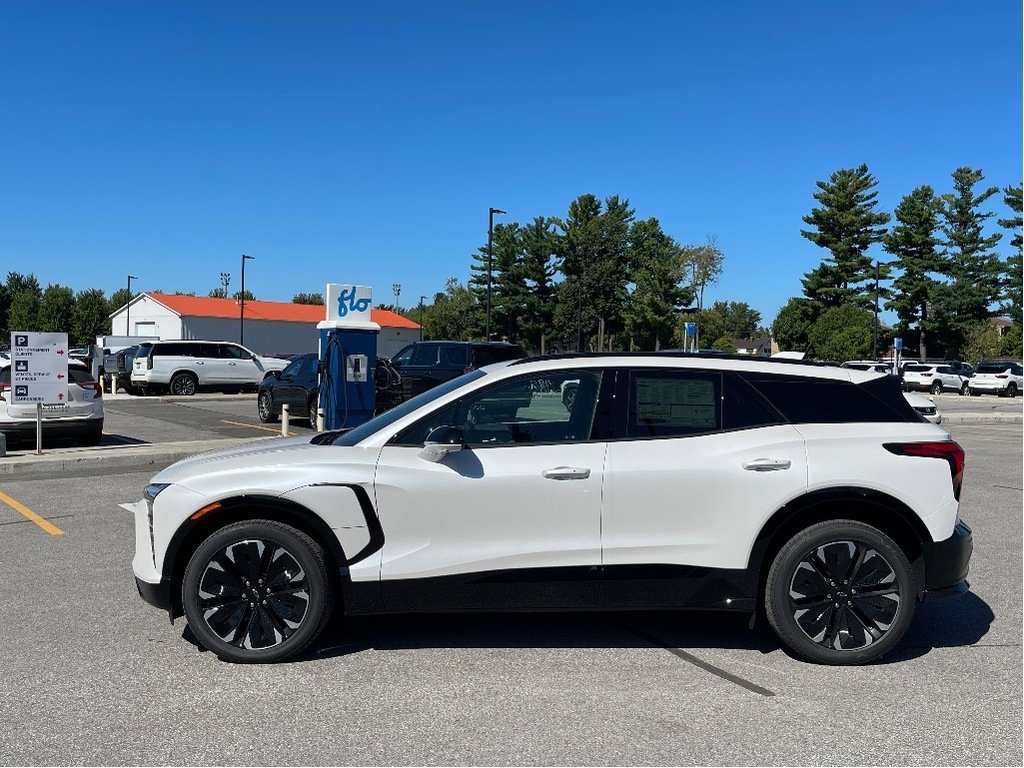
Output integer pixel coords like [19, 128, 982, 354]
[257, 353, 319, 424]
[385, 341, 526, 402]
[103, 344, 146, 394]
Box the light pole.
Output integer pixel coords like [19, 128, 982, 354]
[126, 275, 138, 335]
[872, 260, 880, 359]
[240, 254, 254, 345]
[392, 283, 401, 311]
[419, 295, 426, 341]
[486, 207, 506, 340]
[219, 272, 231, 296]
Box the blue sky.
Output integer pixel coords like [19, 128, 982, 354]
[1, 1, 1020, 326]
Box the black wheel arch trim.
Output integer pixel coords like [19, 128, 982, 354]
[747, 486, 935, 602]
[159, 485, 384, 620]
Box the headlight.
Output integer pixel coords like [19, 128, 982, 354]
[144, 483, 170, 503]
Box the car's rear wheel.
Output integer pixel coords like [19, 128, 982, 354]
[1007, 383, 1018, 398]
[307, 392, 319, 427]
[930, 381, 942, 395]
[257, 391, 278, 423]
[78, 425, 103, 446]
[169, 372, 198, 396]
[765, 520, 915, 665]
[182, 520, 334, 663]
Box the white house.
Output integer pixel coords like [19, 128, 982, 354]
[109, 293, 421, 358]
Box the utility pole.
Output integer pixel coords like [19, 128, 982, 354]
[240, 254, 254, 345]
[486, 207, 505, 340]
[126, 275, 138, 335]
[419, 295, 426, 341]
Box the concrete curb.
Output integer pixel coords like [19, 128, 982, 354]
[941, 413, 1023, 425]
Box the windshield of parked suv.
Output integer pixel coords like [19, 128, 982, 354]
[327, 369, 486, 446]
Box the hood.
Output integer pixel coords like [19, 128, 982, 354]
[151, 434, 379, 495]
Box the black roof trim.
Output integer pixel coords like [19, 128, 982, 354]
[510, 351, 827, 367]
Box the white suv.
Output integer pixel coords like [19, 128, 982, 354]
[125, 354, 972, 665]
[1, 359, 104, 445]
[902, 363, 969, 395]
[968, 360, 1023, 398]
[131, 340, 288, 395]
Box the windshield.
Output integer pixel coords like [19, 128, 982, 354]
[328, 369, 487, 446]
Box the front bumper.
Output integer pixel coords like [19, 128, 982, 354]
[920, 520, 973, 601]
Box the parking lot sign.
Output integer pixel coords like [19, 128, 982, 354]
[10, 332, 69, 405]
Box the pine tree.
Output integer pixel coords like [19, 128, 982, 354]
[800, 164, 890, 309]
[883, 185, 943, 359]
[623, 217, 693, 349]
[998, 184, 1022, 325]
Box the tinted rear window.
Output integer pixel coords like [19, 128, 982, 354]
[742, 373, 917, 424]
[69, 367, 94, 384]
[975, 363, 1012, 374]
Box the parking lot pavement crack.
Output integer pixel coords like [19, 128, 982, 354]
[628, 627, 776, 697]
[992, 484, 1023, 491]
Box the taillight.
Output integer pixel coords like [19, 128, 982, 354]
[884, 440, 965, 501]
[0, 382, 8, 402]
[80, 381, 102, 399]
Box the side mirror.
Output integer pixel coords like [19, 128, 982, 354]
[419, 425, 465, 462]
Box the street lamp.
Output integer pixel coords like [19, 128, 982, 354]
[419, 295, 426, 341]
[126, 275, 138, 335]
[240, 254, 254, 345]
[486, 207, 506, 340]
[873, 260, 880, 359]
[392, 283, 401, 310]
[219, 272, 231, 296]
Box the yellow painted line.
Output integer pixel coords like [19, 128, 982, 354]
[0, 490, 64, 536]
[221, 419, 288, 435]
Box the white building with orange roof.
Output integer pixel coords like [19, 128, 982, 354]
[109, 292, 421, 358]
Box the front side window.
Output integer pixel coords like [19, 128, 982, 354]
[222, 344, 251, 360]
[392, 369, 603, 447]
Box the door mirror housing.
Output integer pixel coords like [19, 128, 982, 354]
[419, 425, 465, 462]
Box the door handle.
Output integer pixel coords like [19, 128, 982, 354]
[195, 361, 204, 365]
[742, 458, 792, 472]
[542, 466, 591, 480]
[228, 362, 236, 366]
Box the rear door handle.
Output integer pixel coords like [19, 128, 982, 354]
[542, 467, 591, 480]
[742, 458, 792, 472]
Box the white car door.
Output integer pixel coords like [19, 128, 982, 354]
[220, 343, 262, 385]
[601, 368, 808, 607]
[373, 368, 609, 610]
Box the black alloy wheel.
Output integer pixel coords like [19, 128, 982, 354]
[257, 390, 278, 423]
[170, 372, 198, 396]
[766, 520, 914, 665]
[182, 520, 334, 663]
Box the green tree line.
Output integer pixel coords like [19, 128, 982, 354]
[771, 165, 1021, 362]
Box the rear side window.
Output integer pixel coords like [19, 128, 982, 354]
[410, 344, 440, 366]
[154, 342, 190, 357]
[442, 346, 469, 367]
[627, 370, 721, 438]
[743, 374, 916, 423]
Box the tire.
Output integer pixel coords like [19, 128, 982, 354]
[960, 381, 969, 396]
[307, 392, 319, 427]
[169, 372, 198, 396]
[182, 519, 335, 663]
[765, 520, 915, 665]
[1007, 383, 1018, 398]
[930, 381, 942, 395]
[257, 391, 278, 423]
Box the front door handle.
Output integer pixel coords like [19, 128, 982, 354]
[742, 458, 792, 472]
[542, 466, 591, 480]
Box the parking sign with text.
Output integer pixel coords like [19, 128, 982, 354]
[10, 332, 69, 405]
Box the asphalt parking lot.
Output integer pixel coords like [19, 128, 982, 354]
[0, 417, 1020, 766]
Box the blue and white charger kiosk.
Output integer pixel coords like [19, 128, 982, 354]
[317, 284, 380, 430]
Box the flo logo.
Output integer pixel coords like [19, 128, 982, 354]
[337, 287, 371, 318]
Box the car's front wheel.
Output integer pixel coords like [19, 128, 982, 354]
[169, 372, 198, 396]
[960, 381, 969, 396]
[257, 391, 278, 423]
[182, 520, 334, 663]
[765, 520, 915, 665]
[307, 392, 319, 427]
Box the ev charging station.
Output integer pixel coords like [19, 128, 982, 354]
[317, 284, 380, 430]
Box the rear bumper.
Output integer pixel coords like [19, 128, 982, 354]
[920, 520, 973, 601]
[0, 417, 102, 438]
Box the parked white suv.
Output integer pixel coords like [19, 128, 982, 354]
[1, 359, 104, 445]
[125, 354, 971, 665]
[968, 360, 1023, 398]
[131, 340, 288, 395]
[902, 363, 969, 395]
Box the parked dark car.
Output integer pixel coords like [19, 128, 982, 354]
[103, 344, 146, 393]
[386, 341, 527, 402]
[257, 353, 320, 424]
